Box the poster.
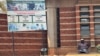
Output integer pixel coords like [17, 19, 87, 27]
[7, 0, 47, 31]
[0, 0, 7, 14]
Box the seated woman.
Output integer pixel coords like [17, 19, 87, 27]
[78, 39, 90, 53]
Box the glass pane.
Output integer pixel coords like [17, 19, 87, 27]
[95, 24, 100, 30]
[95, 18, 100, 22]
[80, 6, 89, 11]
[81, 18, 89, 22]
[81, 25, 89, 29]
[95, 24, 100, 35]
[80, 12, 89, 17]
[94, 12, 100, 16]
[95, 30, 100, 35]
[94, 6, 100, 11]
[81, 30, 90, 35]
[80, 24, 90, 36]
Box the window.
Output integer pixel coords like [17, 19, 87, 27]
[95, 24, 100, 35]
[80, 12, 89, 17]
[81, 18, 89, 23]
[95, 18, 100, 22]
[94, 6, 100, 11]
[94, 12, 100, 16]
[80, 6, 89, 11]
[81, 24, 90, 36]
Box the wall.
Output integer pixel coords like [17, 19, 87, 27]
[0, 14, 47, 56]
[59, 7, 77, 47]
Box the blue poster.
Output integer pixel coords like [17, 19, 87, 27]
[7, 0, 47, 31]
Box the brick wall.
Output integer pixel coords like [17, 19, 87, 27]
[76, 1, 100, 47]
[77, 0, 91, 4]
[59, 7, 77, 47]
[92, 0, 100, 4]
[0, 14, 47, 56]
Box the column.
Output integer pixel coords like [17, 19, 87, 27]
[46, 0, 58, 55]
[75, 5, 81, 44]
[90, 5, 95, 47]
[47, 8, 57, 48]
[47, 8, 57, 56]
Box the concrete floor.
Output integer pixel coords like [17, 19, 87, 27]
[66, 52, 100, 56]
[52, 51, 100, 56]
[48, 47, 100, 56]
[52, 50, 100, 56]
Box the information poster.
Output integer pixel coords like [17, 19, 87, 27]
[0, 0, 7, 14]
[7, 0, 47, 31]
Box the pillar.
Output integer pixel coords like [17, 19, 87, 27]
[46, 0, 58, 56]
